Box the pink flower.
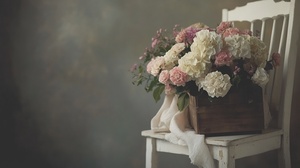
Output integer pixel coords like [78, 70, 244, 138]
[151, 38, 159, 48]
[175, 26, 202, 44]
[272, 52, 280, 66]
[159, 70, 170, 84]
[215, 50, 232, 66]
[175, 29, 187, 43]
[222, 27, 240, 37]
[169, 67, 188, 86]
[130, 63, 138, 72]
[216, 22, 233, 34]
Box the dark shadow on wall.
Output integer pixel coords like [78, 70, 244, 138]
[0, 0, 23, 167]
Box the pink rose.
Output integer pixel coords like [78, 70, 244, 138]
[169, 67, 188, 86]
[159, 70, 170, 84]
[216, 22, 233, 34]
[215, 50, 232, 66]
[222, 27, 240, 37]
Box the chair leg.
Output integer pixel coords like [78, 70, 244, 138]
[279, 134, 291, 168]
[218, 157, 235, 168]
[146, 138, 158, 168]
[217, 147, 235, 168]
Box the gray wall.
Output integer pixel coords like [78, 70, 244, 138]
[0, 0, 299, 168]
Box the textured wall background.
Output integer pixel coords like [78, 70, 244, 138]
[0, 0, 299, 168]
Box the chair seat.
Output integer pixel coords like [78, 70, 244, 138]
[141, 129, 283, 147]
[142, 129, 283, 161]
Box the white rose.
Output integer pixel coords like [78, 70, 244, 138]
[201, 71, 232, 97]
[251, 67, 269, 87]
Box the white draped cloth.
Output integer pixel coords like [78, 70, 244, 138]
[151, 94, 215, 168]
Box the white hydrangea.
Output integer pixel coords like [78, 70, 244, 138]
[201, 71, 232, 98]
[251, 67, 269, 87]
[249, 36, 268, 68]
[164, 43, 186, 70]
[178, 51, 211, 79]
[190, 30, 223, 60]
[225, 35, 251, 59]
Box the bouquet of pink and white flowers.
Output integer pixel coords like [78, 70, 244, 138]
[131, 22, 279, 110]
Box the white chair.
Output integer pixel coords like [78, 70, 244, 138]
[141, 0, 299, 168]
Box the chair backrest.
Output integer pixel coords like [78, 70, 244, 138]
[222, 0, 299, 132]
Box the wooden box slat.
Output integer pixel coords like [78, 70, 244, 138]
[189, 85, 264, 136]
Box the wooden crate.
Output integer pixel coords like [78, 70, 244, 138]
[188, 84, 264, 136]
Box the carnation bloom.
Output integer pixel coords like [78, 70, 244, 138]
[222, 27, 240, 37]
[169, 67, 189, 86]
[216, 21, 233, 34]
[175, 23, 208, 44]
[214, 50, 232, 66]
[201, 71, 232, 97]
[175, 26, 201, 44]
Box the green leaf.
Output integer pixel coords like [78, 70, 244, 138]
[177, 92, 190, 111]
[148, 80, 157, 91]
[153, 85, 165, 102]
[138, 65, 144, 73]
[146, 76, 159, 92]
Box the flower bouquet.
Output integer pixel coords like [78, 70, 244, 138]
[131, 22, 279, 134]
